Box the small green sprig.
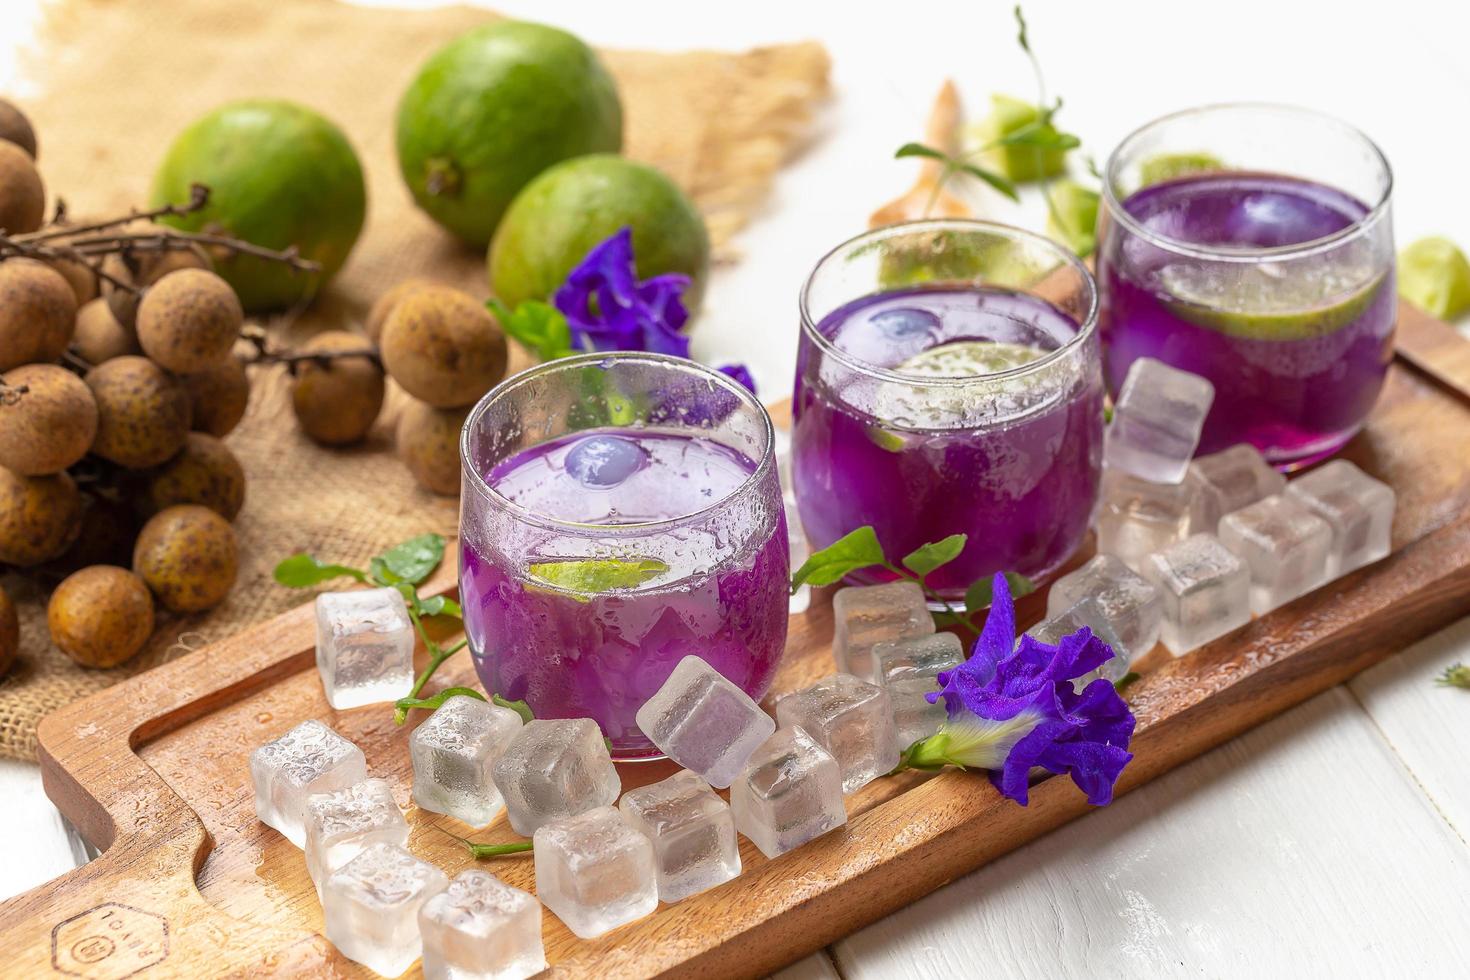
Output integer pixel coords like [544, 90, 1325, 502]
[436, 825, 534, 859]
[274, 533, 486, 724]
[1435, 663, 1470, 689]
[487, 297, 575, 362]
[790, 526, 1033, 636]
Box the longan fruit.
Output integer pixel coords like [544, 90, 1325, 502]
[133, 504, 237, 613]
[0, 140, 43, 234]
[136, 268, 242, 373]
[0, 584, 16, 677]
[104, 281, 141, 333]
[73, 297, 141, 364]
[396, 399, 468, 496]
[134, 240, 213, 287]
[144, 432, 245, 520]
[365, 278, 434, 342]
[44, 492, 138, 574]
[0, 364, 98, 475]
[379, 285, 507, 408]
[0, 466, 81, 566]
[0, 258, 77, 371]
[0, 99, 37, 158]
[47, 257, 99, 305]
[86, 355, 191, 469]
[291, 331, 384, 445]
[47, 565, 154, 668]
[181, 356, 249, 437]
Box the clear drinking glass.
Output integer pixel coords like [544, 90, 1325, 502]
[459, 352, 789, 760]
[1098, 103, 1396, 469]
[792, 219, 1105, 601]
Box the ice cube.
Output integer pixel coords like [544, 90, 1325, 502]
[418, 869, 546, 980]
[411, 695, 524, 828]
[304, 779, 409, 898]
[1285, 459, 1395, 576]
[1046, 554, 1163, 660]
[730, 726, 846, 859]
[249, 719, 367, 847]
[775, 674, 899, 794]
[1105, 357, 1215, 483]
[1141, 533, 1251, 655]
[1187, 443, 1286, 532]
[322, 841, 448, 977]
[1218, 494, 1333, 614]
[786, 497, 811, 615]
[618, 770, 741, 903]
[564, 433, 649, 488]
[1095, 469, 1204, 574]
[831, 580, 935, 681]
[533, 806, 657, 939]
[315, 587, 415, 710]
[874, 633, 963, 748]
[491, 719, 621, 836]
[634, 655, 775, 790]
[1026, 598, 1130, 686]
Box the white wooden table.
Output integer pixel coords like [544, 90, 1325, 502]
[5, 1, 1470, 975]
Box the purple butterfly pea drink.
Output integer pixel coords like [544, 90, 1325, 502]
[1097, 104, 1396, 468]
[459, 353, 788, 760]
[792, 221, 1105, 600]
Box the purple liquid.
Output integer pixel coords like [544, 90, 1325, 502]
[1099, 173, 1396, 466]
[460, 429, 788, 760]
[792, 286, 1103, 597]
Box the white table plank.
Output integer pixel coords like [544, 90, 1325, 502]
[1350, 616, 1470, 840]
[831, 687, 1470, 978]
[771, 952, 842, 980]
[0, 759, 88, 899]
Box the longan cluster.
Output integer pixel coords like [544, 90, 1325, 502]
[0, 99, 243, 673]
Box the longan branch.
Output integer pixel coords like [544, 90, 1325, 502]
[62, 231, 321, 274]
[0, 234, 139, 293]
[240, 326, 381, 371]
[17, 184, 213, 243]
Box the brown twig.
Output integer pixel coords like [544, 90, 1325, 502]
[19, 184, 212, 243]
[60, 349, 95, 374]
[61, 231, 319, 275]
[240, 325, 381, 373]
[0, 234, 138, 293]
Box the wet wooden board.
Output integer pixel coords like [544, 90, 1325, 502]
[4, 301, 1470, 979]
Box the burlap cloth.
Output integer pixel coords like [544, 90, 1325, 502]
[0, 0, 829, 759]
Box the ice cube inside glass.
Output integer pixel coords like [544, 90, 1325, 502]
[1095, 469, 1204, 574]
[1046, 553, 1162, 659]
[315, 587, 416, 710]
[831, 580, 934, 681]
[418, 869, 546, 980]
[1141, 533, 1251, 655]
[304, 778, 408, 897]
[411, 694, 524, 829]
[322, 841, 447, 977]
[491, 719, 621, 837]
[1285, 459, 1395, 576]
[1105, 357, 1215, 483]
[249, 718, 368, 848]
[874, 633, 963, 749]
[619, 770, 741, 904]
[634, 655, 775, 789]
[1187, 443, 1286, 532]
[730, 726, 846, 859]
[1218, 494, 1332, 614]
[533, 806, 658, 939]
[1027, 597, 1130, 686]
[775, 674, 899, 795]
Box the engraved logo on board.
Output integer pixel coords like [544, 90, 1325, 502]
[51, 904, 169, 979]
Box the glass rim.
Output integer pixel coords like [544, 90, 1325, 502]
[1102, 101, 1395, 264]
[459, 350, 777, 534]
[797, 218, 1100, 388]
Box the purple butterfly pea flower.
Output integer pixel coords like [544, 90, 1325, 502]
[552, 227, 693, 357]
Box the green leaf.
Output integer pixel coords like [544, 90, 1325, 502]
[415, 594, 462, 619]
[488, 298, 576, 362]
[963, 571, 1036, 610]
[393, 686, 486, 718]
[372, 533, 445, 587]
[955, 162, 1020, 202]
[791, 525, 887, 592]
[895, 142, 949, 161]
[1045, 180, 1101, 258]
[1114, 672, 1142, 693]
[492, 693, 535, 723]
[273, 553, 367, 588]
[901, 534, 968, 578]
[1435, 663, 1470, 689]
[527, 558, 669, 597]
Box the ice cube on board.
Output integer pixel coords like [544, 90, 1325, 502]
[874, 633, 963, 748]
[1026, 598, 1130, 687]
[304, 778, 408, 897]
[1095, 469, 1204, 574]
[1105, 357, 1215, 484]
[1187, 443, 1286, 532]
[418, 869, 546, 980]
[1284, 459, 1395, 577]
[322, 841, 447, 977]
[411, 694, 524, 828]
[1046, 554, 1163, 661]
[775, 674, 899, 795]
[730, 726, 846, 859]
[533, 806, 658, 939]
[1140, 533, 1251, 655]
[315, 587, 416, 710]
[635, 655, 775, 790]
[831, 580, 934, 681]
[1217, 494, 1333, 614]
[249, 718, 367, 848]
[491, 719, 621, 836]
[619, 769, 741, 903]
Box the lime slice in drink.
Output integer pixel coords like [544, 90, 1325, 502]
[1158, 264, 1387, 340]
[526, 558, 669, 601]
[865, 340, 1049, 448]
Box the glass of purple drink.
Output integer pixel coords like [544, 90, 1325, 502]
[459, 352, 788, 760]
[1098, 103, 1396, 469]
[793, 220, 1104, 601]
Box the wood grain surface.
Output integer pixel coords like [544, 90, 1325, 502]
[2, 301, 1469, 979]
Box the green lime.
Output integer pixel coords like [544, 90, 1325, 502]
[396, 21, 622, 247]
[488, 154, 710, 312]
[526, 557, 669, 600]
[151, 99, 365, 312]
[1159, 266, 1388, 340]
[1137, 152, 1225, 188]
[895, 340, 1047, 377]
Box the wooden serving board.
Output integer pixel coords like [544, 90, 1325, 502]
[6, 301, 1470, 979]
